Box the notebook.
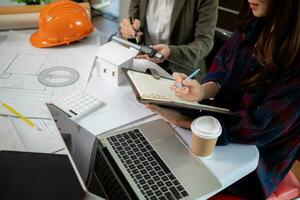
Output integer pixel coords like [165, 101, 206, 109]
[124, 68, 233, 115]
[47, 103, 222, 200]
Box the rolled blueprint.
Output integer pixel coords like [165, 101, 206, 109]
[0, 3, 90, 30]
[0, 13, 38, 30]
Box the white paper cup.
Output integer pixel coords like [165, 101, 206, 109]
[190, 116, 222, 157]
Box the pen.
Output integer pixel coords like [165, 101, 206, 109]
[1, 101, 42, 131]
[175, 68, 201, 88]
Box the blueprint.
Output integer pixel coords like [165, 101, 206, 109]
[0, 115, 64, 153]
[0, 31, 98, 153]
[11, 117, 65, 153]
[0, 31, 97, 98]
[0, 116, 26, 151]
[0, 92, 52, 118]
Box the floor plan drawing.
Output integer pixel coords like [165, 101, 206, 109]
[0, 32, 97, 98]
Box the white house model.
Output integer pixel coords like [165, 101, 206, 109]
[97, 41, 137, 86]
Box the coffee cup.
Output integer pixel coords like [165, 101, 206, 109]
[190, 116, 222, 157]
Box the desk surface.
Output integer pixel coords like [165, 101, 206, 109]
[0, 29, 259, 200]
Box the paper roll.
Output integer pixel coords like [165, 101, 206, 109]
[0, 3, 90, 14]
[0, 13, 39, 30]
[0, 3, 91, 30]
[0, 4, 44, 15]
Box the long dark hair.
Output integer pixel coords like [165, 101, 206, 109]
[237, 0, 300, 88]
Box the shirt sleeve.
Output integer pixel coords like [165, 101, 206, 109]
[129, 0, 140, 19]
[168, 0, 218, 71]
[225, 78, 300, 147]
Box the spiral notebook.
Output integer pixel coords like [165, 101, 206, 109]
[124, 68, 233, 115]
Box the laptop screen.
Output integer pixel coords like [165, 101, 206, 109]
[48, 103, 96, 183]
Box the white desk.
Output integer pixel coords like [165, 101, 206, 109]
[0, 29, 259, 200]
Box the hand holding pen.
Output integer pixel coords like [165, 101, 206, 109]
[175, 68, 201, 88]
[170, 69, 204, 102]
[129, 17, 141, 43]
[119, 17, 142, 43]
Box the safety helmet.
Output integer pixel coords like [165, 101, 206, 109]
[30, 0, 93, 48]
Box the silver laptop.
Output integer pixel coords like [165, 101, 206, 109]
[47, 103, 221, 200]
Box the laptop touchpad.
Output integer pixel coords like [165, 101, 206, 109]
[140, 119, 175, 142]
[151, 134, 221, 198]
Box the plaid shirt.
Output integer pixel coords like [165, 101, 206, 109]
[203, 20, 300, 198]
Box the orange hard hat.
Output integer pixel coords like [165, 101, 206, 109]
[30, 0, 93, 48]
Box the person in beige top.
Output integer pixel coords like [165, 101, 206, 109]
[120, 0, 218, 80]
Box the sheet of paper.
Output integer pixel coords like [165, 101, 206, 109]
[0, 92, 52, 119]
[0, 95, 63, 154]
[127, 70, 232, 114]
[77, 76, 154, 135]
[11, 117, 65, 153]
[0, 116, 26, 151]
[133, 59, 173, 79]
[0, 31, 97, 99]
[128, 70, 200, 105]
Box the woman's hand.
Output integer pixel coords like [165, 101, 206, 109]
[119, 18, 143, 40]
[170, 72, 205, 102]
[137, 44, 170, 64]
[145, 104, 193, 129]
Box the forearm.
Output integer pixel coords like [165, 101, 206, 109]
[168, 0, 218, 72]
[200, 81, 220, 100]
[168, 40, 211, 70]
[173, 116, 193, 129]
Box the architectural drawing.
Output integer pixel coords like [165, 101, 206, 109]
[38, 66, 79, 87]
[0, 32, 97, 98]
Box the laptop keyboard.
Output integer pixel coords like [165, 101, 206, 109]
[107, 129, 189, 200]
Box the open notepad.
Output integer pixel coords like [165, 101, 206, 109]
[124, 69, 233, 115]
